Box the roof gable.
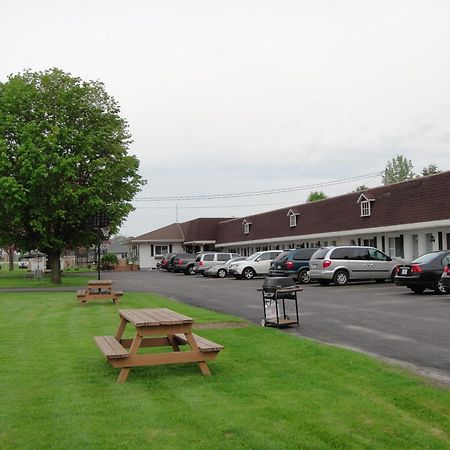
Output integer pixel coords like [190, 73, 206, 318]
[357, 193, 375, 203]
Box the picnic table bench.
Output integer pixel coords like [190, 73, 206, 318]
[24, 269, 43, 280]
[94, 308, 224, 383]
[77, 280, 124, 305]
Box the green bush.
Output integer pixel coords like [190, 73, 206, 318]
[101, 253, 118, 270]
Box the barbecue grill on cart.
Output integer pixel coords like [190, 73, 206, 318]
[257, 277, 302, 327]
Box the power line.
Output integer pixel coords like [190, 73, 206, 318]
[134, 171, 382, 202]
[135, 201, 296, 209]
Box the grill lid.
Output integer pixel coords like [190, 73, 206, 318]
[262, 277, 295, 289]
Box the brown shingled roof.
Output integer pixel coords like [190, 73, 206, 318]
[216, 171, 450, 244]
[131, 217, 231, 243]
[131, 222, 185, 242]
[180, 217, 231, 242]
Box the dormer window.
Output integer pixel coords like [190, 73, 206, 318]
[360, 200, 371, 217]
[357, 193, 375, 217]
[242, 219, 252, 234]
[286, 209, 299, 228]
[289, 214, 297, 227]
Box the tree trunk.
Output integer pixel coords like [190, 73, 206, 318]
[7, 247, 14, 271]
[48, 251, 62, 284]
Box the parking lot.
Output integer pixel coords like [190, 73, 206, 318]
[107, 270, 450, 383]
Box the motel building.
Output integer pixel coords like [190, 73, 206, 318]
[129, 171, 450, 270]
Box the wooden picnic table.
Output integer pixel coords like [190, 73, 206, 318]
[94, 308, 224, 383]
[77, 279, 124, 305]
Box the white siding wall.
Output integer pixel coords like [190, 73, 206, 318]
[138, 243, 184, 270]
[219, 225, 450, 262]
[139, 243, 153, 270]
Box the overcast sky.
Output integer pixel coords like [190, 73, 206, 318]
[2, 0, 450, 237]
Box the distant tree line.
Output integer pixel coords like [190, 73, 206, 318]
[382, 155, 441, 185]
[309, 155, 442, 200]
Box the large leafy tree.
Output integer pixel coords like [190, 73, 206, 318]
[0, 68, 145, 283]
[382, 155, 415, 185]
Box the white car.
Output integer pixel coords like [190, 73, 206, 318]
[204, 256, 246, 278]
[229, 251, 282, 280]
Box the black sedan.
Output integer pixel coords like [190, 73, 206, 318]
[441, 262, 450, 292]
[395, 250, 450, 294]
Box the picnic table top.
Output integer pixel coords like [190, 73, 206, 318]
[119, 308, 194, 327]
[88, 279, 113, 286]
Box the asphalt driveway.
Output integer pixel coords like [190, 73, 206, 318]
[106, 270, 450, 383]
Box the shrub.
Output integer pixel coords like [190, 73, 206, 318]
[101, 253, 118, 270]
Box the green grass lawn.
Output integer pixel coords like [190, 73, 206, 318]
[0, 267, 91, 288]
[0, 291, 449, 449]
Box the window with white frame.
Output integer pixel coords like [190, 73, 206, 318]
[360, 200, 371, 217]
[289, 214, 297, 227]
[243, 220, 251, 234]
[287, 209, 299, 227]
[155, 245, 169, 256]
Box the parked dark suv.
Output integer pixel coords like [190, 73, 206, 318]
[172, 253, 197, 274]
[268, 248, 318, 283]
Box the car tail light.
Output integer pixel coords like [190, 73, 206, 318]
[285, 261, 294, 270]
[411, 264, 422, 273]
[395, 266, 400, 273]
[178, 259, 183, 266]
[444, 265, 450, 274]
[323, 260, 332, 269]
[199, 261, 204, 267]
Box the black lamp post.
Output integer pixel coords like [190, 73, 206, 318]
[90, 213, 110, 280]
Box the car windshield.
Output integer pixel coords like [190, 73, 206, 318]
[247, 252, 262, 261]
[227, 257, 245, 264]
[412, 252, 441, 264]
[273, 251, 289, 262]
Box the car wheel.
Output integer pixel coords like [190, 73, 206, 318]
[217, 268, 227, 278]
[243, 267, 255, 280]
[184, 265, 195, 275]
[297, 270, 310, 284]
[433, 279, 447, 295]
[390, 269, 397, 282]
[410, 286, 425, 294]
[318, 280, 331, 286]
[333, 270, 349, 286]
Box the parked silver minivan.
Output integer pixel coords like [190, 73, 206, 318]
[194, 252, 240, 275]
[308, 246, 399, 286]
